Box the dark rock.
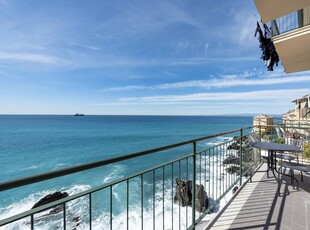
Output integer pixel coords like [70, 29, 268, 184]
[222, 156, 240, 165]
[32, 191, 69, 214]
[32, 192, 69, 209]
[227, 142, 240, 150]
[195, 184, 208, 212]
[232, 186, 239, 194]
[72, 217, 81, 230]
[174, 179, 209, 212]
[233, 136, 246, 141]
[49, 206, 63, 214]
[174, 179, 192, 206]
[72, 217, 80, 222]
[226, 166, 240, 174]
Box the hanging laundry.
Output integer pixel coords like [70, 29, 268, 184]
[254, 21, 280, 71]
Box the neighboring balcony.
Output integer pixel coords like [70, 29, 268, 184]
[270, 6, 310, 73]
[254, 0, 310, 23]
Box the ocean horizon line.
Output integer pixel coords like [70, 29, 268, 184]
[0, 113, 282, 117]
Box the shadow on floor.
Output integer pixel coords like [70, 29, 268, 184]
[213, 167, 310, 230]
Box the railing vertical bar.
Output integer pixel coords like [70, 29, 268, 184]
[162, 167, 164, 230]
[192, 141, 196, 229]
[212, 148, 215, 207]
[204, 150, 207, 217]
[199, 152, 202, 215]
[153, 170, 155, 230]
[222, 144, 224, 194]
[141, 174, 144, 230]
[172, 163, 174, 230]
[208, 149, 211, 207]
[220, 144, 222, 196]
[186, 157, 188, 229]
[63, 203, 66, 230]
[178, 160, 181, 230]
[216, 146, 218, 201]
[240, 129, 243, 186]
[127, 180, 129, 230]
[224, 143, 226, 192]
[110, 186, 112, 230]
[31, 214, 34, 230]
[225, 142, 228, 192]
[89, 194, 92, 230]
[228, 141, 231, 187]
[259, 125, 262, 162]
[200, 153, 202, 188]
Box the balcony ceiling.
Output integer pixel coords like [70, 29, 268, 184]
[273, 25, 310, 73]
[254, 0, 310, 22]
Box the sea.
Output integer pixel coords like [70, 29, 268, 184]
[0, 115, 254, 229]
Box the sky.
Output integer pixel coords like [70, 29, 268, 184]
[0, 0, 309, 115]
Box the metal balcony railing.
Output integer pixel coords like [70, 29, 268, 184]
[271, 7, 310, 36]
[0, 126, 261, 230]
[257, 123, 310, 165]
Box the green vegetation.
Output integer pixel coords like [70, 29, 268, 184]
[275, 137, 285, 144]
[303, 142, 310, 159]
[262, 135, 271, 141]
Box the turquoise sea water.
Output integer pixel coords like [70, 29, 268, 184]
[0, 115, 253, 229]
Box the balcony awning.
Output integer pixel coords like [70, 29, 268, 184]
[254, 0, 310, 23]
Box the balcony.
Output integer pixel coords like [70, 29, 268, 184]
[209, 124, 310, 229]
[0, 124, 309, 229]
[210, 164, 310, 229]
[270, 6, 310, 73]
[254, 0, 310, 23]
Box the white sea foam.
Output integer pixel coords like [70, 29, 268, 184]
[103, 165, 125, 183]
[8, 165, 41, 173]
[199, 136, 234, 148]
[1, 152, 240, 229]
[0, 184, 91, 230]
[52, 163, 72, 170]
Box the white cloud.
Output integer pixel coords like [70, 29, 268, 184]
[0, 51, 62, 64]
[71, 43, 100, 51]
[102, 85, 147, 92]
[118, 88, 310, 103]
[102, 71, 310, 92]
[204, 43, 209, 55]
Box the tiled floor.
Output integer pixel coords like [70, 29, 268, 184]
[210, 164, 310, 230]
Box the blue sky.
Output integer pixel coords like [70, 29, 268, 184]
[0, 0, 309, 115]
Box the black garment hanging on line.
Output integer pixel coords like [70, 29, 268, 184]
[254, 21, 279, 71]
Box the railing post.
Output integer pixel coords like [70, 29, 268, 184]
[192, 141, 196, 229]
[239, 129, 243, 186]
[259, 125, 262, 163]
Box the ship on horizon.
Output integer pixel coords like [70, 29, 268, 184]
[74, 113, 84, 116]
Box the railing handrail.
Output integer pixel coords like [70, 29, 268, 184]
[0, 153, 195, 227]
[0, 126, 253, 192]
[262, 124, 310, 129]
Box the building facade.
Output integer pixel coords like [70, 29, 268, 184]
[253, 114, 274, 134]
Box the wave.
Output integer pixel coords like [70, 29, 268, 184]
[0, 175, 235, 230]
[0, 184, 90, 230]
[1, 156, 238, 229]
[199, 136, 234, 148]
[102, 165, 126, 184]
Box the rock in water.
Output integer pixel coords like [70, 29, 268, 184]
[233, 186, 239, 194]
[174, 179, 209, 212]
[174, 178, 192, 206]
[32, 191, 69, 214]
[226, 166, 240, 174]
[222, 155, 240, 165]
[195, 184, 208, 212]
[227, 142, 240, 150]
